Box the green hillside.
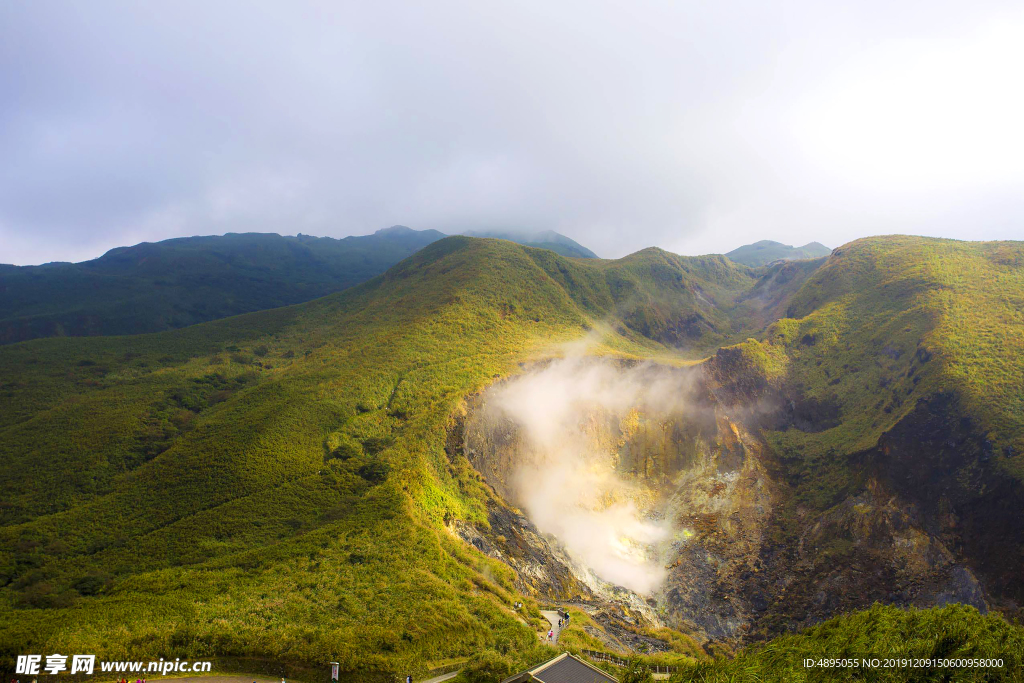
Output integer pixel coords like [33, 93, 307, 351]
[725, 239, 831, 267]
[0, 227, 445, 345]
[1, 235, 1022, 678]
[702, 236, 1024, 642]
[0, 237, 761, 674]
[1, 228, 603, 347]
[761, 235, 1024, 490]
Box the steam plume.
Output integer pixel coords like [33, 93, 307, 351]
[484, 355, 695, 594]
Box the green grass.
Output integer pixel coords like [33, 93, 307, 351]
[553, 608, 608, 652]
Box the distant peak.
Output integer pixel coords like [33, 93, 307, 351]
[375, 225, 414, 235]
[725, 239, 830, 267]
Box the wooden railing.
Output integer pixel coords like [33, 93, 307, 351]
[580, 649, 679, 675]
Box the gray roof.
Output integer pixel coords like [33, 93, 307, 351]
[502, 653, 618, 683]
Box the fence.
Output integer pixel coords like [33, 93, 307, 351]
[580, 649, 679, 675]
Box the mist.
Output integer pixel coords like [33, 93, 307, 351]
[481, 356, 698, 595]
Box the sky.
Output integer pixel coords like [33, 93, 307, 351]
[2, 0, 1022, 265]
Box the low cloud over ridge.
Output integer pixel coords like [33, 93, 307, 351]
[2, 0, 1022, 265]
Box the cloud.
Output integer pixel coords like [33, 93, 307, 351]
[1, 0, 1021, 265]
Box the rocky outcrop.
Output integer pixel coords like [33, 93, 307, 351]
[451, 504, 592, 601]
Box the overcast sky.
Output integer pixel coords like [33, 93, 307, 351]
[2, 1, 1022, 265]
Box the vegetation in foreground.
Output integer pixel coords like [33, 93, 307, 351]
[668, 604, 1024, 682]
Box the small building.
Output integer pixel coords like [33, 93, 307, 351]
[501, 653, 618, 683]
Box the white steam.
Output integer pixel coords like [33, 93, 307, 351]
[486, 356, 693, 594]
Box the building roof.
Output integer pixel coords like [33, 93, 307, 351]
[501, 653, 618, 683]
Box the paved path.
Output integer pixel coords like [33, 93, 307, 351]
[419, 671, 460, 683]
[541, 609, 563, 643]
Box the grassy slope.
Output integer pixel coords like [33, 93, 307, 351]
[2, 235, 1022, 676]
[0, 237, 757, 673]
[733, 236, 1024, 507]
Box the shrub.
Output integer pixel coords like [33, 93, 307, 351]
[357, 461, 391, 484]
[331, 442, 363, 460]
[72, 572, 112, 596]
[362, 436, 395, 455]
[458, 651, 516, 683]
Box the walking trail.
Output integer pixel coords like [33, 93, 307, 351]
[541, 610, 563, 644]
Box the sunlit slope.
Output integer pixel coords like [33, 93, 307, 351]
[0, 237, 761, 670]
[763, 236, 1023, 480]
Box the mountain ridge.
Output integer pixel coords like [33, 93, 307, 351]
[0, 235, 1022, 676]
[0, 227, 594, 345]
[461, 229, 599, 259]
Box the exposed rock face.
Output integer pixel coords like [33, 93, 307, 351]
[451, 504, 592, 601]
[661, 414, 774, 642]
[454, 359, 1019, 649]
[868, 394, 1024, 609]
[746, 481, 989, 641]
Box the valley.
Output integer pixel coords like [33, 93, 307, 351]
[1, 235, 1022, 679]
